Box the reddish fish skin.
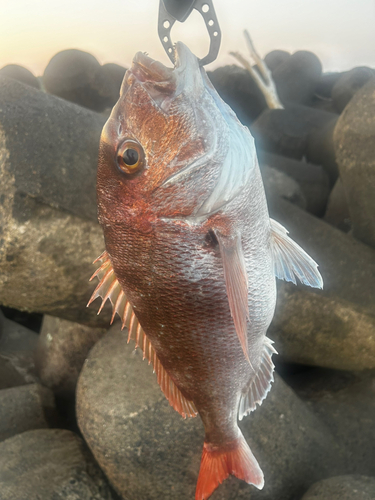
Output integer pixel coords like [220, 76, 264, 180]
[96, 45, 276, 498]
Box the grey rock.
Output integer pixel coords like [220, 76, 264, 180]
[261, 164, 307, 209]
[316, 72, 345, 99]
[332, 67, 375, 113]
[207, 65, 267, 125]
[43, 49, 120, 112]
[268, 199, 375, 371]
[334, 78, 375, 248]
[324, 178, 351, 232]
[101, 63, 127, 104]
[264, 50, 291, 73]
[0, 429, 113, 500]
[35, 315, 106, 397]
[272, 51, 322, 106]
[0, 78, 111, 325]
[0, 383, 56, 442]
[302, 475, 375, 500]
[0, 64, 40, 89]
[291, 369, 375, 478]
[0, 310, 39, 389]
[306, 115, 339, 184]
[258, 151, 330, 216]
[77, 325, 347, 500]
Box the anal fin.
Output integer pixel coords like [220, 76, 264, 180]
[239, 337, 277, 420]
[88, 251, 197, 419]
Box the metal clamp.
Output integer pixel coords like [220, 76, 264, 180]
[158, 0, 221, 66]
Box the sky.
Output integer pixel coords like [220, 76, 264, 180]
[0, 0, 374, 76]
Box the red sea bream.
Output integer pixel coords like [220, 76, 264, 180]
[88, 42, 323, 499]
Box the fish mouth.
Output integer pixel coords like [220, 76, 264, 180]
[131, 52, 174, 84]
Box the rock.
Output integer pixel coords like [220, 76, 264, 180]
[0, 429, 114, 500]
[316, 72, 345, 99]
[43, 49, 120, 112]
[207, 65, 267, 125]
[100, 63, 127, 104]
[290, 369, 375, 478]
[264, 50, 291, 73]
[0, 309, 39, 389]
[302, 475, 375, 500]
[324, 178, 351, 232]
[268, 199, 375, 371]
[251, 105, 337, 173]
[77, 325, 347, 500]
[35, 315, 106, 397]
[334, 78, 375, 248]
[0, 64, 40, 89]
[272, 51, 322, 106]
[306, 116, 339, 184]
[261, 164, 306, 209]
[0, 384, 56, 442]
[332, 67, 375, 113]
[309, 95, 338, 114]
[258, 151, 330, 216]
[0, 77, 111, 325]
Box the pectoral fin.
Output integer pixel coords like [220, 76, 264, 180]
[215, 230, 251, 365]
[270, 218, 323, 289]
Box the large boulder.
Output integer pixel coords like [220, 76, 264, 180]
[324, 178, 351, 232]
[0, 64, 40, 89]
[35, 315, 106, 397]
[332, 67, 375, 113]
[77, 325, 347, 500]
[334, 78, 375, 248]
[264, 50, 291, 73]
[0, 429, 114, 499]
[0, 384, 56, 442]
[0, 77, 111, 325]
[268, 199, 375, 371]
[43, 49, 123, 112]
[302, 475, 375, 500]
[261, 165, 307, 209]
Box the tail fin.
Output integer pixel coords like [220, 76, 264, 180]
[195, 433, 264, 500]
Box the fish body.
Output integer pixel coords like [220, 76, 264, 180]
[90, 43, 322, 499]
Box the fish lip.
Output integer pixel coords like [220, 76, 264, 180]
[130, 52, 174, 83]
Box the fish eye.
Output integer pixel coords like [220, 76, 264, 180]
[117, 139, 144, 174]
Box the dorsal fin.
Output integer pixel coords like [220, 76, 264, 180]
[238, 337, 277, 420]
[88, 252, 197, 419]
[270, 219, 323, 289]
[215, 231, 253, 369]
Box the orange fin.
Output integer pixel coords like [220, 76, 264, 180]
[196, 433, 264, 500]
[215, 231, 251, 366]
[239, 337, 277, 420]
[88, 252, 197, 419]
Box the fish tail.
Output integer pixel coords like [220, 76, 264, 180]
[195, 432, 264, 500]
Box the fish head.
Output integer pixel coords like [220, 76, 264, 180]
[97, 42, 256, 224]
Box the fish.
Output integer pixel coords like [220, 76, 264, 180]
[88, 42, 323, 500]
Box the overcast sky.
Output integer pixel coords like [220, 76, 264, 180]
[0, 0, 374, 75]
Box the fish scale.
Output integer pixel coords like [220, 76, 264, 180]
[90, 42, 323, 500]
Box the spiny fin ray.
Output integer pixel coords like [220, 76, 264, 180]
[88, 252, 197, 419]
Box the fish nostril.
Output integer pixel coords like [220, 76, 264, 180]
[205, 230, 219, 249]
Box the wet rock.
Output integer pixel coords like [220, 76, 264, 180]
[324, 178, 351, 232]
[208, 65, 267, 125]
[258, 151, 330, 216]
[272, 51, 322, 106]
[316, 72, 344, 99]
[268, 199, 375, 371]
[77, 325, 347, 500]
[0, 429, 113, 500]
[332, 67, 375, 113]
[0, 77, 111, 325]
[43, 49, 120, 112]
[0, 384, 56, 442]
[264, 50, 291, 73]
[334, 78, 375, 248]
[291, 369, 375, 478]
[302, 475, 375, 500]
[0, 64, 40, 89]
[0, 309, 39, 389]
[35, 315, 106, 397]
[251, 105, 337, 176]
[261, 165, 306, 209]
